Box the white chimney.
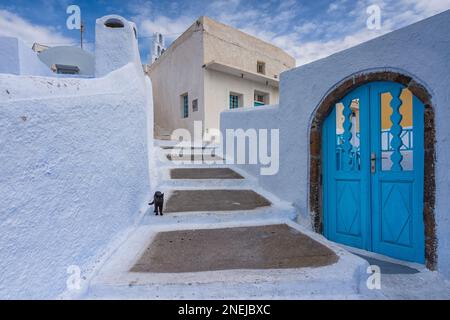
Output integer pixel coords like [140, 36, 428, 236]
[95, 15, 142, 77]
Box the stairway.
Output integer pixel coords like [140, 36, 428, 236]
[141, 141, 297, 226]
[81, 141, 376, 299]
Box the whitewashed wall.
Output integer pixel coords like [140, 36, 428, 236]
[95, 15, 142, 77]
[221, 11, 450, 277]
[0, 16, 152, 299]
[0, 37, 52, 76]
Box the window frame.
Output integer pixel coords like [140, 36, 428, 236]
[192, 98, 198, 112]
[181, 93, 189, 118]
[253, 90, 269, 107]
[229, 93, 240, 109]
[257, 61, 266, 75]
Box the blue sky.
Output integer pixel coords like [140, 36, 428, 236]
[1, 0, 449, 65]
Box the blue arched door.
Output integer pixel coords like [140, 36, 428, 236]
[322, 81, 425, 263]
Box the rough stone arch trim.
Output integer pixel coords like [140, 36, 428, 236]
[309, 70, 437, 270]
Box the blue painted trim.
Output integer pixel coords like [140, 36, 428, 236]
[323, 81, 425, 263]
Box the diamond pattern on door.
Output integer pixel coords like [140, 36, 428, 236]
[323, 81, 425, 263]
[336, 181, 361, 236]
[381, 183, 413, 247]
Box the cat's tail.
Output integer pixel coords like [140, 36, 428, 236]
[148, 201, 154, 205]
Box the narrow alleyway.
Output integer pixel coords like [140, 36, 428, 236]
[81, 141, 450, 300]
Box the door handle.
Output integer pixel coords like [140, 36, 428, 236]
[371, 153, 376, 174]
[371, 152, 389, 173]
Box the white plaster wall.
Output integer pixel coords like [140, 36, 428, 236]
[0, 14, 153, 298]
[95, 15, 142, 77]
[221, 10, 450, 277]
[0, 64, 151, 299]
[202, 16, 296, 77]
[0, 37, 52, 76]
[148, 30, 205, 138]
[148, 16, 294, 139]
[204, 69, 279, 138]
[0, 37, 21, 74]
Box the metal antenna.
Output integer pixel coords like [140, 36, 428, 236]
[80, 21, 85, 49]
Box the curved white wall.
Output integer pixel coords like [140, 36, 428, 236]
[221, 11, 450, 278]
[0, 64, 151, 299]
[0, 15, 153, 299]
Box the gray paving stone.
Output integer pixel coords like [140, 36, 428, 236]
[130, 224, 339, 273]
[354, 253, 420, 274]
[164, 189, 271, 213]
[170, 168, 244, 180]
[167, 154, 223, 161]
[161, 146, 216, 150]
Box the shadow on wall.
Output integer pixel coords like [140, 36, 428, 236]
[0, 15, 152, 299]
[220, 10, 450, 278]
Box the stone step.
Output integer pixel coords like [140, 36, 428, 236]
[131, 224, 338, 273]
[170, 168, 244, 180]
[161, 146, 217, 150]
[167, 154, 223, 162]
[158, 177, 253, 190]
[164, 189, 271, 213]
[140, 204, 296, 226]
[82, 221, 376, 300]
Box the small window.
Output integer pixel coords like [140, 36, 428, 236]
[51, 64, 79, 75]
[181, 94, 189, 118]
[255, 94, 265, 103]
[192, 99, 198, 112]
[229, 93, 241, 109]
[104, 18, 125, 28]
[254, 91, 269, 107]
[257, 61, 266, 75]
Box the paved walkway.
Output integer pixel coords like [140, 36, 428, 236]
[167, 154, 222, 161]
[165, 189, 271, 213]
[78, 141, 450, 300]
[131, 224, 338, 273]
[170, 168, 244, 179]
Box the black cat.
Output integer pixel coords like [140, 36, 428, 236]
[149, 191, 164, 216]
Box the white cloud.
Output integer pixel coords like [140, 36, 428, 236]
[131, 9, 195, 62]
[294, 22, 318, 34]
[327, 0, 347, 13]
[0, 9, 75, 47]
[272, 0, 450, 66]
[208, 0, 241, 12]
[407, 0, 450, 16]
[291, 28, 388, 65]
[132, 0, 450, 67]
[138, 15, 193, 38]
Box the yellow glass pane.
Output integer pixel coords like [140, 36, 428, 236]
[381, 88, 413, 171]
[381, 89, 413, 129]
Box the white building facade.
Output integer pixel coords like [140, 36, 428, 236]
[147, 16, 296, 140]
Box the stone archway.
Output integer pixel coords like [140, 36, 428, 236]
[309, 70, 437, 269]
